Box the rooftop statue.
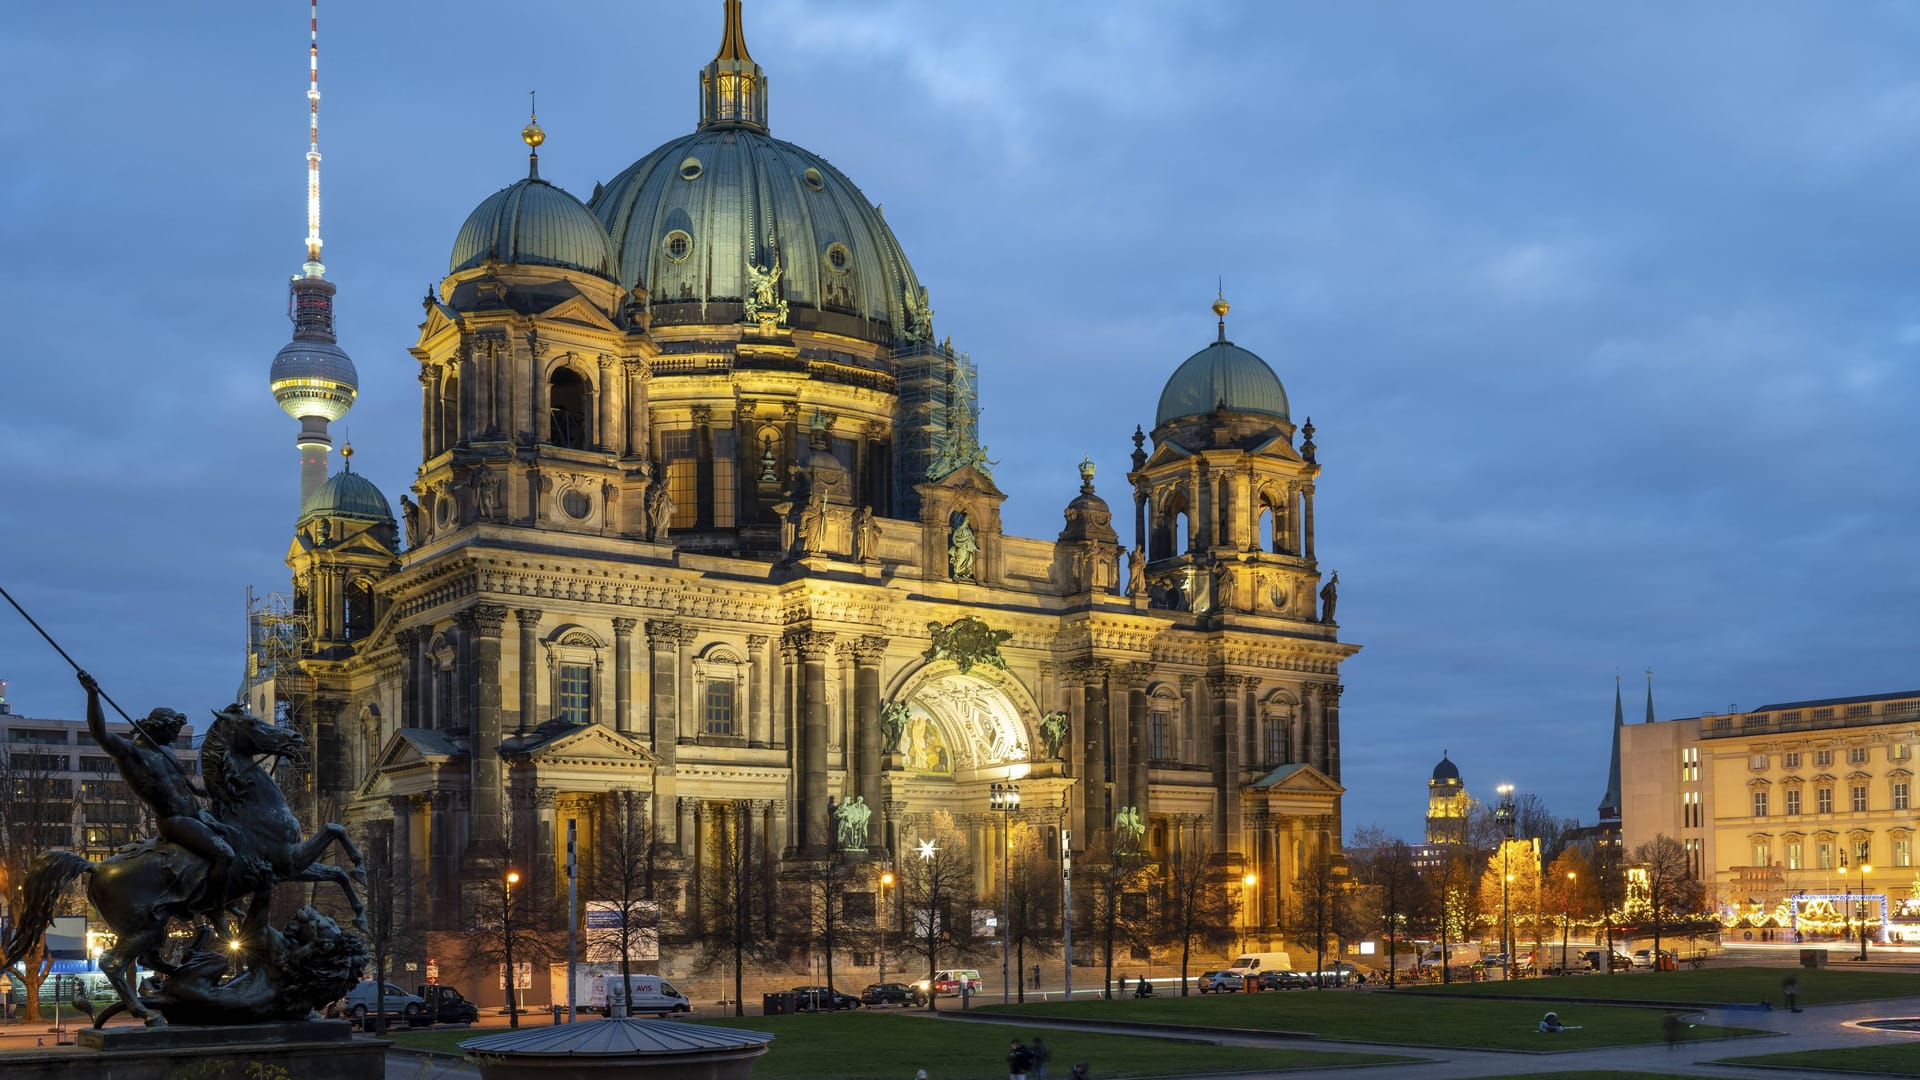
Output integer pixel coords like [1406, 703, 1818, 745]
[834, 795, 872, 852]
[1038, 711, 1069, 761]
[0, 672, 367, 1027]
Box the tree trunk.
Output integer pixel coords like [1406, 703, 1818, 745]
[1180, 938, 1191, 996]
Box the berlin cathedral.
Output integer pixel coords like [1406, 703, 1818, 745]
[258, 1, 1357, 991]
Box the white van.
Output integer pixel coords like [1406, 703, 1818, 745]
[1226, 952, 1293, 977]
[596, 974, 691, 1017]
[1420, 943, 1481, 968]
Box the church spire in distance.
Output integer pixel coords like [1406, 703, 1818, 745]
[269, 0, 359, 508]
[1599, 674, 1625, 822]
[699, 0, 768, 132]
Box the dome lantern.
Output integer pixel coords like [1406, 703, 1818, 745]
[699, 0, 768, 132]
[448, 123, 616, 281]
[1153, 297, 1290, 430]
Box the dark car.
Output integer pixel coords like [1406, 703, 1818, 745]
[791, 985, 861, 1011]
[860, 982, 926, 1007]
[1197, 970, 1244, 994]
[1257, 969, 1312, 990]
[414, 984, 480, 1024]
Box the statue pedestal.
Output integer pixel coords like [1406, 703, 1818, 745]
[8, 1021, 382, 1080]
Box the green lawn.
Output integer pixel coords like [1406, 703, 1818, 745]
[975, 993, 1763, 1051]
[1459, 1074, 1719, 1080]
[1417, 966, 1920, 1007]
[387, 1013, 1414, 1078]
[1720, 1046, 1920, 1076]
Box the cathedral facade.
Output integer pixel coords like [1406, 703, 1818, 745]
[263, 2, 1357, 988]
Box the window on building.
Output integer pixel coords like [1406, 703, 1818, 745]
[1684, 837, 1702, 876]
[1894, 782, 1909, 811]
[1813, 708, 1835, 722]
[1751, 840, 1770, 866]
[1683, 791, 1701, 828]
[1817, 841, 1834, 869]
[1787, 841, 1803, 870]
[1784, 752, 1802, 769]
[1895, 837, 1912, 868]
[558, 664, 592, 725]
[1815, 749, 1834, 767]
[704, 680, 736, 736]
[1750, 753, 1769, 771]
[661, 429, 698, 529]
[1848, 747, 1869, 766]
[1751, 790, 1769, 817]
[1854, 838, 1871, 863]
[548, 368, 590, 449]
[1892, 742, 1912, 761]
[710, 429, 737, 529]
[1785, 788, 1801, 815]
[1851, 785, 1869, 813]
[1846, 704, 1872, 719]
[1150, 714, 1168, 762]
[1817, 787, 1833, 814]
[1263, 720, 1283, 765]
[7, 729, 67, 745]
[1682, 747, 1699, 782]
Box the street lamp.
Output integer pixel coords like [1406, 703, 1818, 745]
[1857, 862, 1873, 961]
[1561, 871, 1576, 976]
[989, 782, 1020, 1004]
[1495, 783, 1515, 972]
[879, 870, 895, 982]
[504, 869, 522, 1028]
[1241, 873, 1258, 954]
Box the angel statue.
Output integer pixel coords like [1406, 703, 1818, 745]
[880, 701, 911, 754]
[1037, 711, 1070, 761]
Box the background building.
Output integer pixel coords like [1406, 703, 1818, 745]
[1621, 689, 1918, 929]
[251, 3, 1361, 1000]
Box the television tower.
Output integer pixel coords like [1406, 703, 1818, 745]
[269, 0, 357, 507]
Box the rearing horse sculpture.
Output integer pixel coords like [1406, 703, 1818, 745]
[2, 707, 366, 1026]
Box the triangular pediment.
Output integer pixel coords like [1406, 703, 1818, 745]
[375, 727, 464, 771]
[1249, 761, 1344, 796]
[921, 463, 1005, 501]
[534, 293, 620, 333]
[1141, 440, 1195, 470]
[500, 721, 660, 768]
[420, 302, 463, 343]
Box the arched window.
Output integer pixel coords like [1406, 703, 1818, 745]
[548, 368, 590, 449]
[692, 644, 747, 740]
[440, 372, 460, 451]
[344, 578, 376, 641]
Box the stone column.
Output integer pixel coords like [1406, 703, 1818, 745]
[456, 343, 478, 448]
[1190, 459, 1210, 550]
[395, 628, 423, 729]
[1238, 464, 1256, 551]
[1208, 673, 1245, 853]
[1119, 663, 1152, 817]
[1073, 659, 1111, 836]
[462, 604, 511, 852]
[514, 609, 542, 734]
[388, 795, 416, 940]
[1178, 674, 1198, 767]
[1305, 683, 1326, 775]
[647, 620, 688, 843]
[613, 617, 637, 734]
[1322, 684, 1342, 782]
[533, 786, 559, 899]
[426, 789, 456, 928]
[419, 370, 437, 460]
[595, 355, 616, 452]
[746, 634, 770, 747]
[789, 629, 838, 851]
[1242, 679, 1261, 773]
[847, 635, 886, 805]
[623, 359, 649, 459]
[1302, 483, 1316, 561]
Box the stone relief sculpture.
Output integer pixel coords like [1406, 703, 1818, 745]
[923, 615, 1012, 674]
[798, 489, 827, 555]
[948, 511, 978, 580]
[834, 795, 872, 851]
[1126, 545, 1146, 597]
[854, 505, 880, 562]
[1038, 710, 1070, 761]
[470, 466, 500, 520]
[648, 479, 675, 542]
[880, 700, 911, 754]
[1214, 564, 1235, 612]
[0, 672, 366, 1027]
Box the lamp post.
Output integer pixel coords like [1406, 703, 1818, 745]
[1495, 783, 1515, 972]
[1241, 872, 1258, 953]
[989, 782, 1020, 1004]
[879, 870, 894, 982]
[1838, 856, 1851, 951]
[1857, 862, 1873, 961]
[1561, 871, 1575, 975]
[504, 869, 521, 1028]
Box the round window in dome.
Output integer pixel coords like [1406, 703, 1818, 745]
[803, 167, 825, 191]
[561, 489, 592, 520]
[823, 243, 851, 274]
[679, 157, 704, 181]
[663, 230, 694, 263]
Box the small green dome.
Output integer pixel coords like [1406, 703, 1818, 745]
[299, 469, 394, 523]
[451, 177, 615, 280]
[1154, 338, 1290, 428]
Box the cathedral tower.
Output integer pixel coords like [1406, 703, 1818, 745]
[269, 1, 358, 508]
[1426, 751, 1468, 844]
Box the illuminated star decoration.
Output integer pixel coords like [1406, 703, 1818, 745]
[916, 838, 938, 861]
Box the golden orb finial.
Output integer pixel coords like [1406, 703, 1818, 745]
[340, 441, 354, 471]
[523, 89, 544, 149]
[1212, 296, 1230, 318]
[1212, 285, 1230, 342]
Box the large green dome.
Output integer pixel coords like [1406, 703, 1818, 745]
[299, 468, 394, 523]
[1154, 337, 1291, 428]
[590, 128, 921, 346]
[451, 175, 615, 280]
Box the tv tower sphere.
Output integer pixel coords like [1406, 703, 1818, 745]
[270, 317, 358, 422]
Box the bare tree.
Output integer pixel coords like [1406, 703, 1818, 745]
[592, 791, 667, 1011]
[1585, 836, 1625, 972]
[1543, 846, 1596, 971]
[1153, 839, 1235, 995]
[1075, 832, 1149, 999]
[1479, 838, 1542, 966]
[1289, 850, 1343, 983]
[1423, 842, 1482, 984]
[1004, 823, 1060, 1002]
[361, 823, 426, 1031]
[469, 812, 560, 1023]
[898, 811, 979, 1009]
[1630, 835, 1701, 967]
[0, 743, 75, 1022]
[1349, 827, 1426, 987]
[689, 801, 775, 1016]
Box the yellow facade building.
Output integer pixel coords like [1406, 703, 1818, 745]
[254, 3, 1360, 991]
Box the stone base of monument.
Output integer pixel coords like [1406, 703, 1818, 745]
[4, 1020, 381, 1080]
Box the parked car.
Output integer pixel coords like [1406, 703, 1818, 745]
[790, 985, 862, 1011]
[1632, 949, 1676, 969]
[1257, 969, 1313, 990]
[914, 969, 984, 998]
[1582, 950, 1632, 971]
[327, 981, 426, 1025]
[1197, 970, 1245, 994]
[413, 984, 480, 1024]
[1314, 961, 1370, 985]
[860, 982, 926, 1007]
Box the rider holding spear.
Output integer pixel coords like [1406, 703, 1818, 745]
[78, 670, 236, 926]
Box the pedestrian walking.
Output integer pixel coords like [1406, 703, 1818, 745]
[1031, 1036, 1051, 1080]
[1008, 1038, 1032, 1080]
[1783, 975, 1800, 1013]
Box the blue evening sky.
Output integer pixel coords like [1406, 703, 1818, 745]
[2, 2, 1916, 840]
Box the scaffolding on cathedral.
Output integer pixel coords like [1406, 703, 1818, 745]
[894, 339, 986, 514]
